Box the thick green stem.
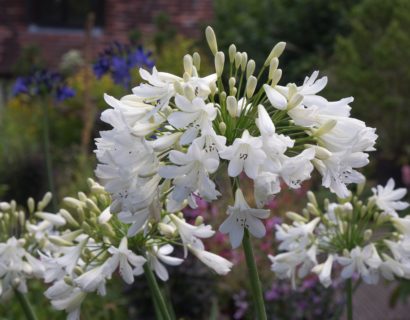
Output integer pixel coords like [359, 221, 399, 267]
[242, 230, 267, 320]
[41, 101, 57, 211]
[14, 290, 38, 320]
[346, 279, 353, 320]
[143, 264, 172, 320]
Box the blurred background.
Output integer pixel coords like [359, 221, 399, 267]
[0, 0, 409, 319]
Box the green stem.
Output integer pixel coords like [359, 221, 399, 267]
[143, 264, 172, 320]
[242, 230, 267, 320]
[14, 290, 38, 320]
[41, 100, 57, 211]
[346, 279, 353, 320]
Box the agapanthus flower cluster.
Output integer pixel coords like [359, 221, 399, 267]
[270, 179, 409, 288]
[93, 42, 155, 87]
[95, 26, 377, 254]
[13, 68, 75, 102]
[0, 193, 55, 299]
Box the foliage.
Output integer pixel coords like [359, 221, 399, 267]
[329, 0, 410, 163]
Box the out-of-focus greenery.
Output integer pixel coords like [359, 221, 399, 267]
[212, 0, 357, 82]
[329, 0, 410, 163]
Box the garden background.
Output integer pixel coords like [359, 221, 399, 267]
[0, 0, 409, 319]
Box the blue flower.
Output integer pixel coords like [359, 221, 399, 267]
[12, 68, 75, 102]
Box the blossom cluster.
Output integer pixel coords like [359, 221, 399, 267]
[270, 179, 409, 288]
[13, 68, 75, 102]
[93, 42, 155, 87]
[0, 179, 231, 319]
[95, 26, 377, 252]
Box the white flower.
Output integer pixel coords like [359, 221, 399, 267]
[168, 95, 217, 145]
[312, 254, 334, 288]
[337, 245, 382, 284]
[372, 178, 409, 217]
[253, 172, 281, 208]
[279, 148, 315, 189]
[103, 237, 146, 284]
[74, 265, 107, 295]
[275, 217, 320, 251]
[219, 130, 266, 179]
[188, 244, 233, 275]
[147, 244, 183, 281]
[219, 189, 270, 248]
[132, 67, 180, 111]
[46, 280, 86, 320]
[263, 84, 287, 110]
[159, 141, 220, 202]
[169, 214, 215, 257]
[55, 238, 88, 274]
[379, 253, 405, 280]
[193, 127, 227, 163]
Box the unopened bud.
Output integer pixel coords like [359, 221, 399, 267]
[268, 58, 279, 79]
[82, 221, 92, 234]
[234, 52, 242, 69]
[307, 145, 332, 160]
[229, 44, 236, 62]
[240, 52, 248, 71]
[314, 120, 337, 137]
[195, 216, 204, 226]
[158, 222, 176, 237]
[270, 69, 282, 86]
[48, 235, 74, 247]
[307, 191, 318, 207]
[220, 91, 227, 103]
[357, 181, 366, 196]
[74, 266, 83, 276]
[64, 276, 73, 286]
[86, 199, 100, 213]
[183, 54, 193, 75]
[27, 198, 35, 214]
[227, 96, 238, 117]
[288, 94, 303, 110]
[38, 192, 53, 211]
[78, 192, 87, 202]
[210, 81, 217, 96]
[59, 209, 80, 228]
[264, 42, 286, 66]
[193, 52, 201, 71]
[205, 26, 218, 55]
[307, 203, 320, 216]
[246, 76, 257, 98]
[219, 122, 227, 135]
[0, 202, 10, 211]
[184, 84, 195, 100]
[363, 229, 373, 241]
[215, 51, 225, 77]
[286, 211, 307, 222]
[246, 59, 255, 79]
[101, 223, 116, 238]
[229, 77, 236, 89]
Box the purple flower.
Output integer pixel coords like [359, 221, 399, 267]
[12, 68, 75, 102]
[93, 43, 155, 88]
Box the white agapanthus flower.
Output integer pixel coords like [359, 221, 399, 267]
[104, 237, 146, 284]
[220, 189, 270, 248]
[147, 244, 183, 281]
[371, 178, 409, 216]
[219, 130, 266, 179]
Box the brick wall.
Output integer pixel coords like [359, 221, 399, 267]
[0, 0, 214, 75]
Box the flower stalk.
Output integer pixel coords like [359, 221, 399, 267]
[143, 264, 172, 320]
[14, 290, 38, 320]
[242, 229, 267, 320]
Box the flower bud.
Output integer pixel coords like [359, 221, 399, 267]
[240, 52, 248, 71]
[195, 216, 204, 226]
[363, 229, 373, 241]
[226, 96, 238, 117]
[219, 122, 227, 135]
[0, 202, 10, 211]
[246, 76, 257, 98]
[210, 81, 217, 96]
[306, 145, 332, 160]
[307, 191, 318, 207]
[234, 52, 242, 69]
[81, 221, 92, 234]
[229, 77, 236, 89]
[48, 235, 74, 247]
[38, 192, 52, 211]
[229, 44, 236, 62]
[27, 197, 35, 214]
[268, 58, 279, 79]
[314, 120, 337, 137]
[307, 203, 320, 216]
[270, 69, 282, 86]
[86, 199, 100, 213]
[215, 51, 225, 77]
[59, 209, 79, 228]
[205, 26, 218, 55]
[220, 91, 227, 102]
[183, 54, 193, 75]
[246, 59, 255, 79]
[184, 84, 196, 100]
[193, 52, 200, 71]
[158, 222, 176, 237]
[264, 42, 286, 66]
[101, 223, 116, 238]
[288, 94, 303, 110]
[286, 211, 307, 222]
[78, 192, 87, 202]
